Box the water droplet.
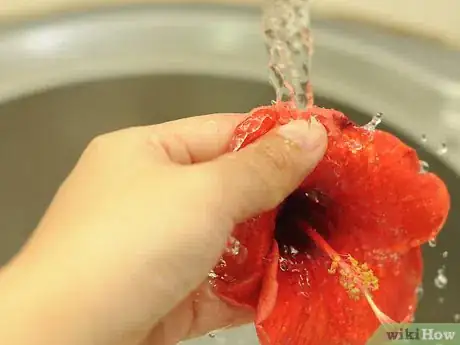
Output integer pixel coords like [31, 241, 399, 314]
[416, 285, 424, 300]
[283, 245, 300, 257]
[454, 314, 460, 322]
[279, 257, 289, 272]
[419, 160, 430, 174]
[208, 332, 216, 338]
[225, 236, 248, 264]
[348, 140, 363, 153]
[437, 142, 448, 156]
[363, 112, 383, 131]
[305, 191, 320, 203]
[442, 251, 448, 258]
[420, 133, 428, 143]
[428, 237, 437, 247]
[438, 297, 445, 304]
[434, 267, 448, 289]
[226, 236, 241, 256]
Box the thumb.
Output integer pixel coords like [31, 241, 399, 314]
[205, 118, 328, 223]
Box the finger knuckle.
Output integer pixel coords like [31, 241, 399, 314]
[86, 133, 114, 153]
[88, 126, 141, 150]
[88, 133, 109, 148]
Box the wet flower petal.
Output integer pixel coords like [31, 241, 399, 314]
[212, 102, 449, 345]
[302, 110, 449, 253]
[211, 211, 277, 308]
[256, 242, 422, 344]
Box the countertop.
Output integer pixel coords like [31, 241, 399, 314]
[1, 0, 459, 47]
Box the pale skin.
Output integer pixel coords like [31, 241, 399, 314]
[0, 113, 327, 345]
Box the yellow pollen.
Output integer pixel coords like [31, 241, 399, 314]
[303, 226, 412, 325]
[328, 254, 379, 300]
[302, 224, 380, 300]
[327, 255, 340, 274]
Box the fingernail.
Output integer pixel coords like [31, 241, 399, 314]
[278, 118, 326, 150]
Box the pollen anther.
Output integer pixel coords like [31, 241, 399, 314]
[304, 226, 411, 325]
[328, 254, 379, 300]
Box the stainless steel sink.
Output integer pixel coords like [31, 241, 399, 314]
[1, 4, 460, 343]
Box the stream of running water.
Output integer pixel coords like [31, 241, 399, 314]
[262, 0, 314, 109]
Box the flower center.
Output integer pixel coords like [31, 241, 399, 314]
[274, 188, 412, 326]
[274, 189, 330, 256]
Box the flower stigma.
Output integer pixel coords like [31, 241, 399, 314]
[304, 226, 412, 325]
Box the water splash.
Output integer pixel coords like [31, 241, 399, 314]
[208, 258, 227, 279]
[434, 266, 448, 289]
[420, 133, 428, 143]
[428, 237, 437, 247]
[208, 332, 216, 338]
[442, 251, 449, 258]
[419, 160, 430, 174]
[415, 285, 424, 301]
[263, 0, 313, 109]
[437, 142, 448, 156]
[363, 112, 383, 131]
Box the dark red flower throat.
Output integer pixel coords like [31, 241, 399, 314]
[275, 189, 330, 255]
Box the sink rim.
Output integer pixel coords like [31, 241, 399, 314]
[0, 3, 460, 173]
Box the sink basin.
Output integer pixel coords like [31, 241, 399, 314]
[0, 4, 460, 343]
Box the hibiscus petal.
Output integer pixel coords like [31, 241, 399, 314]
[256, 253, 327, 345]
[212, 102, 448, 345]
[256, 241, 280, 324]
[230, 107, 279, 151]
[257, 247, 422, 345]
[211, 211, 277, 308]
[302, 117, 450, 254]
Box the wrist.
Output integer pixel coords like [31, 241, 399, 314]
[0, 228, 156, 345]
[0, 245, 98, 345]
[0, 258, 51, 345]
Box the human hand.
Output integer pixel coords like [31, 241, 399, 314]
[0, 113, 327, 345]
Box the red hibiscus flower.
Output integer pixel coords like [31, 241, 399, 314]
[209, 102, 450, 345]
